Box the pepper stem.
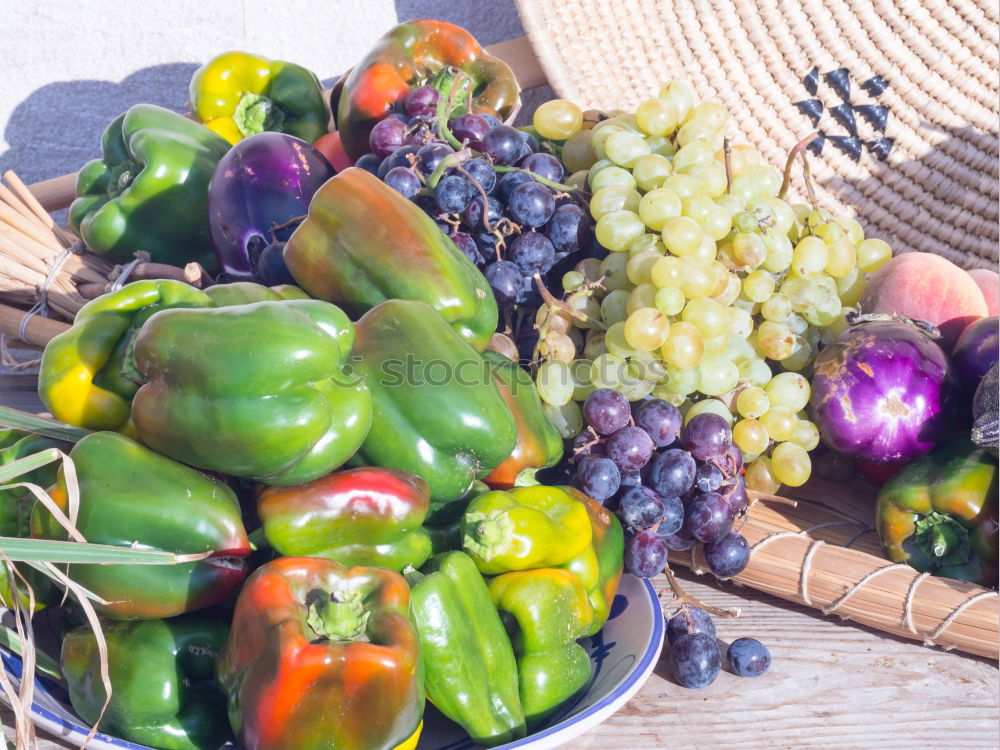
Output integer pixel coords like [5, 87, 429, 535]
[462, 510, 515, 562]
[305, 588, 370, 642]
[233, 92, 286, 138]
[914, 512, 972, 567]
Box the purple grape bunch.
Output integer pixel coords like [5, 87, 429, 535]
[572, 393, 752, 581]
[354, 100, 598, 318]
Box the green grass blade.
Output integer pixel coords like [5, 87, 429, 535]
[0, 406, 91, 443]
[0, 537, 210, 565]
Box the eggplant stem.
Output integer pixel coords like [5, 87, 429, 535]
[843, 310, 942, 339]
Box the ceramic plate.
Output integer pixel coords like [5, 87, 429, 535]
[1, 573, 664, 750]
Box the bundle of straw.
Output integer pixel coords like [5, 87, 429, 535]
[0, 171, 112, 323]
[670, 477, 999, 660]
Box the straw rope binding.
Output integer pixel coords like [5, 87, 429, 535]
[515, 0, 1000, 268]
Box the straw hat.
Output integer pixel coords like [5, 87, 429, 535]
[515, 0, 999, 269]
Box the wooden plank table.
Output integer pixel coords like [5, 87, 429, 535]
[2, 373, 998, 749]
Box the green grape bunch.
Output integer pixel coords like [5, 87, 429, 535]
[527, 82, 896, 493]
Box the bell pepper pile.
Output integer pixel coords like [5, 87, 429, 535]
[0, 20, 633, 750]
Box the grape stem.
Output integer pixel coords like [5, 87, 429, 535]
[660, 563, 740, 618]
[777, 132, 819, 200]
[533, 272, 588, 321]
[800, 152, 820, 210]
[435, 68, 469, 150]
[493, 166, 579, 193]
[268, 214, 307, 238]
[745, 489, 799, 507]
[723, 137, 733, 195]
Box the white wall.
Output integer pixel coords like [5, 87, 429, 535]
[0, 0, 545, 186]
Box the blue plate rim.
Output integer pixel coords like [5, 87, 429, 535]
[2, 574, 664, 750]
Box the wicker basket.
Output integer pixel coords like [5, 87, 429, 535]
[515, 0, 1000, 270]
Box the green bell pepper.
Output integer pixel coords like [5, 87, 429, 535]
[257, 467, 433, 571]
[462, 485, 594, 575]
[61, 615, 230, 750]
[876, 437, 999, 587]
[560, 487, 625, 636]
[69, 104, 231, 269]
[189, 51, 327, 145]
[30, 431, 251, 619]
[130, 299, 372, 486]
[37, 280, 213, 433]
[202, 280, 309, 306]
[406, 551, 526, 746]
[489, 568, 594, 727]
[352, 300, 516, 521]
[283, 167, 498, 351]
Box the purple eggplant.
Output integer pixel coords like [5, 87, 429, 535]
[208, 132, 335, 277]
[810, 316, 954, 464]
[951, 316, 999, 392]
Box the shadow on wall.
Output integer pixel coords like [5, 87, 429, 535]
[0, 63, 199, 187]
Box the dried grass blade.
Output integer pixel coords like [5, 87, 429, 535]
[0, 624, 61, 681]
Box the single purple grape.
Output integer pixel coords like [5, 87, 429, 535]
[449, 113, 490, 149]
[647, 448, 697, 498]
[415, 142, 454, 176]
[544, 204, 593, 253]
[355, 153, 381, 174]
[496, 170, 534, 203]
[484, 261, 522, 307]
[683, 413, 733, 462]
[617, 485, 665, 530]
[509, 232, 556, 277]
[620, 470, 643, 488]
[670, 633, 722, 689]
[727, 638, 771, 677]
[507, 181, 556, 228]
[605, 426, 655, 473]
[583, 389, 631, 436]
[450, 232, 485, 269]
[704, 530, 751, 578]
[660, 527, 697, 551]
[683, 491, 735, 543]
[575, 455, 621, 502]
[377, 145, 419, 179]
[658, 493, 684, 537]
[695, 463, 725, 492]
[404, 85, 440, 117]
[369, 118, 408, 159]
[383, 166, 421, 199]
[624, 529, 669, 578]
[462, 158, 497, 194]
[462, 195, 504, 232]
[634, 399, 682, 448]
[479, 113, 502, 129]
[481, 126, 523, 165]
[520, 152, 565, 183]
[434, 174, 476, 214]
[723, 477, 749, 515]
[666, 606, 717, 645]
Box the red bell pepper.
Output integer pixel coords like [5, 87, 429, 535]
[217, 556, 424, 750]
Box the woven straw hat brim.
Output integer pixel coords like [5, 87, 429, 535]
[516, 0, 999, 269]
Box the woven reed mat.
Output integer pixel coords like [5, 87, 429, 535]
[515, 0, 1000, 269]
